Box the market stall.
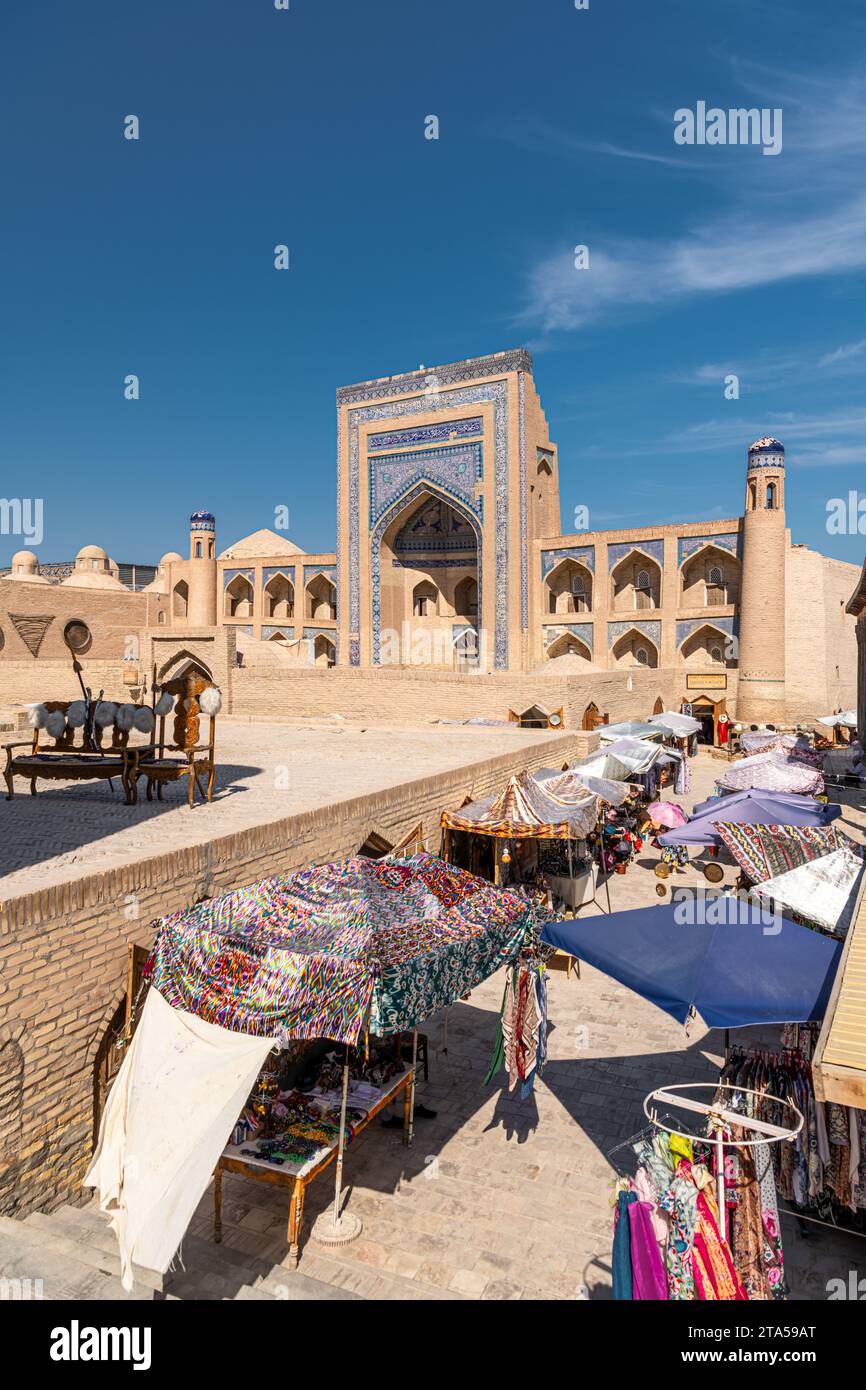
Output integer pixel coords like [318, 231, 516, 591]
[715, 750, 825, 796]
[86, 851, 540, 1288]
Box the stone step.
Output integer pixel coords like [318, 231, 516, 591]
[273, 1247, 468, 1300]
[34, 1202, 362, 1301]
[25, 1210, 164, 1292]
[37, 1203, 277, 1301]
[0, 1215, 153, 1301]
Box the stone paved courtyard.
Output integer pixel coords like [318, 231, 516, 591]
[181, 749, 866, 1300]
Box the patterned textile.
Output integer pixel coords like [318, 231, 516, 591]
[149, 851, 531, 1044]
[717, 753, 824, 796]
[716, 822, 845, 884]
[441, 770, 599, 839]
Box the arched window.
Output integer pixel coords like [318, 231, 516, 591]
[195, 541, 202, 558]
[748, 479, 757, 509]
[636, 647, 649, 666]
[634, 568, 653, 611]
[413, 581, 438, 617]
[454, 576, 478, 618]
[766, 481, 777, 509]
[710, 644, 723, 664]
[706, 565, 725, 606]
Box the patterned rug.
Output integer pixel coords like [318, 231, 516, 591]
[716, 822, 850, 883]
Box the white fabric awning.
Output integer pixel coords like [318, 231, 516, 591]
[85, 987, 272, 1291]
[753, 846, 864, 937]
[648, 711, 702, 737]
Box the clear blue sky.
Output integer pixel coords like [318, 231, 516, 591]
[2, 0, 865, 566]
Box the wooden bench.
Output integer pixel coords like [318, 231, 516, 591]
[126, 674, 218, 808]
[3, 700, 139, 803]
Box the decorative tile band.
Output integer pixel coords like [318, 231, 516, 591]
[263, 566, 296, 586]
[608, 620, 662, 648]
[336, 349, 532, 405]
[369, 442, 483, 528]
[542, 545, 596, 577]
[607, 539, 664, 570]
[544, 622, 594, 650]
[368, 417, 483, 451]
[261, 625, 295, 640]
[678, 532, 740, 566]
[303, 565, 337, 585]
[676, 616, 735, 648]
[393, 557, 476, 569]
[222, 568, 254, 589]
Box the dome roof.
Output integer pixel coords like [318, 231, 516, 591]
[159, 551, 183, 565]
[61, 568, 125, 590]
[190, 509, 215, 525]
[76, 543, 108, 561]
[7, 550, 49, 583]
[219, 528, 305, 560]
[749, 437, 785, 453]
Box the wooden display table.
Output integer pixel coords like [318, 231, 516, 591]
[213, 1067, 415, 1267]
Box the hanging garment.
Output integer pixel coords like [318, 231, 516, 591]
[718, 715, 730, 746]
[628, 1198, 669, 1300]
[612, 1190, 637, 1300]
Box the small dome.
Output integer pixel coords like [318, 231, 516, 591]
[7, 549, 49, 583]
[750, 436, 783, 464]
[76, 543, 108, 561]
[159, 550, 182, 565]
[190, 510, 215, 526]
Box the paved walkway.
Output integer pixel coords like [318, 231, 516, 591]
[184, 752, 866, 1300]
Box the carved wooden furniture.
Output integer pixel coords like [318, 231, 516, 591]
[3, 701, 137, 802]
[126, 674, 217, 808]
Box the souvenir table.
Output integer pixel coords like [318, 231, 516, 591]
[213, 1066, 415, 1267]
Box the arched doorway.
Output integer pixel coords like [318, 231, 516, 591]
[375, 487, 480, 667]
[225, 574, 253, 618]
[172, 580, 189, 620]
[313, 634, 335, 667]
[610, 551, 661, 612]
[306, 574, 337, 621]
[546, 631, 592, 664]
[612, 627, 659, 668]
[264, 572, 294, 619]
[653, 696, 665, 715]
[545, 557, 593, 614]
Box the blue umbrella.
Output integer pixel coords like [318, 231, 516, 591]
[691, 788, 832, 819]
[541, 902, 841, 1029]
[658, 789, 839, 848]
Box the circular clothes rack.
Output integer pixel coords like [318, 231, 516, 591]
[642, 1081, 804, 1243]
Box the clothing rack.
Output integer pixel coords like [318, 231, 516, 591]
[641, 1082, 803, 1243]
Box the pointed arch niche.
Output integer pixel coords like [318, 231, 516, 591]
[373, 484, 482, 667]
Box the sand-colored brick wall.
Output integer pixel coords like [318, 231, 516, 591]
[228, 662, 727, 730]
[784, 547, 859, 722]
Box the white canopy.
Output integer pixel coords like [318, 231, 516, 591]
[648, 711, 702, 737]
[753, 846, 864, 937]
[85, 988, 272, 1291]
[817, 711, 858, 728]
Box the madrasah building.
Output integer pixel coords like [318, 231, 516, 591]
[0, 350, 860, 735]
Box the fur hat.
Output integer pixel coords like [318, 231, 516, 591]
[45, 710, 67, 739]
[94, 701, 117, 728]
[199, 686, 222, 717]
[26, 703, 49, 729]
[66, 700, 87, 729]
[133, 706, 155, 733]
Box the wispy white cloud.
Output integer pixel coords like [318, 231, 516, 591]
[518, 68, 866, 336]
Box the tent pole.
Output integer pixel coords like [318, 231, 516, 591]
[405, 1028, 418, 1148]
[332, 1044, 351, 1224]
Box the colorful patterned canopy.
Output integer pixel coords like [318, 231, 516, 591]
[715, 822, 850, 884]
[148, 852, 532, 1044]
[440, 769, 599, 839]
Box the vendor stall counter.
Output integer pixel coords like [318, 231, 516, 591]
[213, 1066, 415, 1267]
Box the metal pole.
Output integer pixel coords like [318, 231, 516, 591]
[716, 1139, 727, 1244]
[406, 1028, 418, 1148]
[332, 1045, 351, 1224]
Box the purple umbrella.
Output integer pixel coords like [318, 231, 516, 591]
[659, 790, 840, 848]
